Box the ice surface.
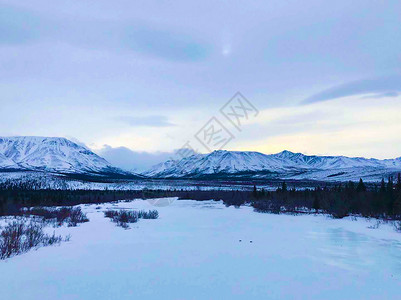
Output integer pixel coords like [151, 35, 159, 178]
[1, 199, 401, 299]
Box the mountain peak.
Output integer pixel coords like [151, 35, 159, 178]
[143, 149, 401, 181]
[0, 136, 137, 178]
[277, 150, 295, 155]
[211, 150, 229, 154]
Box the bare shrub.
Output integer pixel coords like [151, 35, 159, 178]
[104, 210, 138, 228]
[44, 231, 64, 245]
[23, 223, 45, 249]
[22, 207, 53, 219]
[0, 221, 65, 259]
[368, 219, 382, 229]
[68, 208, 89, 227]
[394, 221, 401, 232]
[22, 207, 89, 227]
[104, 210, 118, 219]
[138, 210, 159, 219]
[0, 222, 24, 258]
[104, 209, 158, 228]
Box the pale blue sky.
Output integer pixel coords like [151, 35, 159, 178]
[0, 0, 400, 170]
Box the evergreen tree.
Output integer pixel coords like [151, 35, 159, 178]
[380, 178, 386, 193]
[347, 181, 355, 191]
[356, 178, 367, 193]
[396, 173, 401, 191]
[387, 177, 394, 193]
[386, 177, 395, 216]
[393, 193, 401, 217]
[282, 181, 287, 192]
[312, 194, 320, 213]
[252, 185, 258, 198]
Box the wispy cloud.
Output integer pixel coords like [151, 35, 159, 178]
[302, 75, 401, 104]
[361, 91, 399, 99]
[0, 4, 210, 62]
[125, 27, 209, 62]
[116, 115, 175, 127]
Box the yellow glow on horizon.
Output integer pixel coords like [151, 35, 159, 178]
[232, 94, 401, 159]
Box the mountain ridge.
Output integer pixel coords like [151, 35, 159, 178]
[0, 136, 140, 179]
[1, 136, 399, 182]
[143, 149, 401, 181]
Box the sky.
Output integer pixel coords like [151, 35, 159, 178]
[0, 0, 400, 171]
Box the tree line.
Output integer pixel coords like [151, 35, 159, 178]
[1, 175, 401, 220]
[251, 175, 401, 219]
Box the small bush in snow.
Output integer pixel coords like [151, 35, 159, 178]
[104, 210, 139, 228]
[104, 210, 119, 219]
[22, 207, 89, 227]
[67, 208, 89, 226]
[0, 221, 65, 260]
[138, 210, 159, 219]
[394, 221, 401, 232]
[104, 209, 159, 228]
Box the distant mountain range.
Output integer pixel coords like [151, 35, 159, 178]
[143, 150, 401, 182]
[1, 136, 400, 182]
[0, 136, 141, 179]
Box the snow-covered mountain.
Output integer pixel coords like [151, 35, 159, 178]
[1, 137, 399, 182]
[143, 150, 401, 182]
[0, 136, 139, 178]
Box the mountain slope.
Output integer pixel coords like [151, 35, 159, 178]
[143, 150, 401, 181]
[0, 136, 139, 178]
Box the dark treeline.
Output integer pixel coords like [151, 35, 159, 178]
[251, 175, 401, 219]
[0, 179, 160, 215]
[0, 180, 245, 215]
[1, 175, 401, 220]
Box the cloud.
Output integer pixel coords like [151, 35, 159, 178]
[116, 115, 175, 127]
[0, 5, 43, 44]
[235, 108, 357, 143]
[125, 27, 209, 62]
[2, 0, 401, 160]
[236, 98, 401, 159]
[361, 91, 399, 99]
[0, 4, 210, 61]
[96, 145, 197, 172]
[65, 136, 91, 149]
[303, 75, 401, 104]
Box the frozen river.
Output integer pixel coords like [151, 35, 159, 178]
[1, 199, 401, 299]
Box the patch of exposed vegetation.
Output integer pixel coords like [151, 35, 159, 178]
[0, 221, 68, 260]
[21, 207, 89, 227]
[104, 209, 158, 229]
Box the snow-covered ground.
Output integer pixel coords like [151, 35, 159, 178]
[1, 199, 401, 299]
